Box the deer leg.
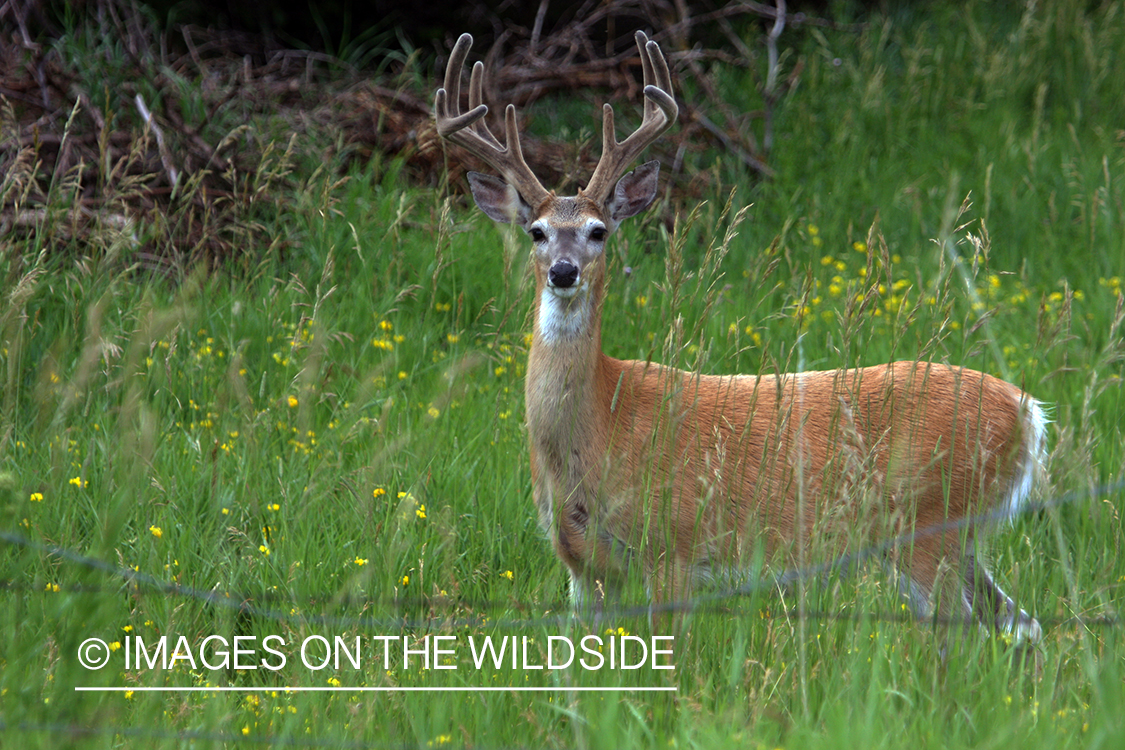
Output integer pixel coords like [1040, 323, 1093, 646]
[962, 554, 1042, 645]
[892, 543, 979, 639]
[567, 569, 604, 621]
[895, 541, 1043, 666]
[560, 518, 631, 624]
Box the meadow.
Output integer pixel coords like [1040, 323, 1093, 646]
[1, 0, 1124, 747]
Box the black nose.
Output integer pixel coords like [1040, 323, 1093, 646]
[548, 260, 579, 288]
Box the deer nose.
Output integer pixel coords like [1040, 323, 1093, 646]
[548, 260, 579, 288]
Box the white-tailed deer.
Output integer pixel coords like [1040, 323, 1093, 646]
[436, 31, 1046, 643]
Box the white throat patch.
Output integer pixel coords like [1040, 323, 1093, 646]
[537, 286, 588, 343]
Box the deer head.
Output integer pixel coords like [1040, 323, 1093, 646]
[435, 32, 677, 340]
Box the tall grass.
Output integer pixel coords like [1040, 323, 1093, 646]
[1, 1, 1123, 748]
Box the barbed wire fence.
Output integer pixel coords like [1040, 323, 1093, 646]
[2, 479, 1122, 633]
[0, 478, 1122, 748]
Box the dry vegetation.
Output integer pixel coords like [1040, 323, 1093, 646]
[2, 0, 846, 267]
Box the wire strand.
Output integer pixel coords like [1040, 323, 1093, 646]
[2, 479, 1121, 632]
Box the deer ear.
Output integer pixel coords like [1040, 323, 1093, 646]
[467, 172, 533, 225]
[606, 160, 660, 225]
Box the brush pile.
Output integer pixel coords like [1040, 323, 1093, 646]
[344, 0, 843, 194]
[1, 0, 849, 267]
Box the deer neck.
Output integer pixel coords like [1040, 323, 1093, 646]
[525, 275, 608, 448]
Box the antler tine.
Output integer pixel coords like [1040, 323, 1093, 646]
[582, 31, 678, 204]
[443, 34, 471, 110]
[435, 35, 485, 135]
[435, 33, 550, 207]
[467, 62, 503, 151]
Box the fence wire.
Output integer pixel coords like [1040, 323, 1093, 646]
[0, 478, 1122, 750]
[2, 478, 1122, 633]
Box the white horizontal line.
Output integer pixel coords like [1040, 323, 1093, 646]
[75, 686, 676, 693]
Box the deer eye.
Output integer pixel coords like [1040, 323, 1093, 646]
[589, 226, 607, 242]
[529, 227, 546, 242]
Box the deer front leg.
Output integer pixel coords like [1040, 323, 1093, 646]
[558, 519, 630, 623]
[568, 571, 625, 625]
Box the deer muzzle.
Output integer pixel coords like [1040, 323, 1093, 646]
[548, 260, 580, 291]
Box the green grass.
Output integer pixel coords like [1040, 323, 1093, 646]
[2, 0, 1124, 747]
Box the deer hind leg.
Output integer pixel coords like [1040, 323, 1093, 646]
[888, 527, 1007, 658]
[894, 541, 1042, 658]
[962, 553, 1042, 645]
[893, 542, 977, 632]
